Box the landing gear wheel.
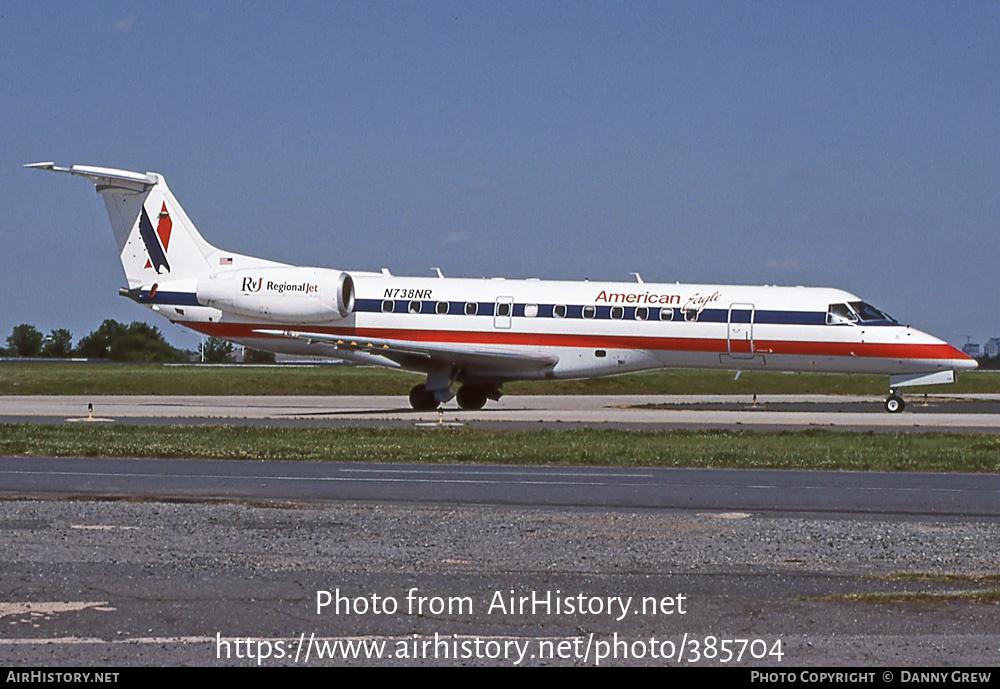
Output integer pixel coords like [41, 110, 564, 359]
[456, 385, 489, 411]
[884, 394, 905, 414]
[408, 384, 438, 411]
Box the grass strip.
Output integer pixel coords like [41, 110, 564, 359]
[2, 363, 999, 396]
[871, 573, 1000, 584]
[2, 425, 999, 472]
[805, 591, 1000, 604]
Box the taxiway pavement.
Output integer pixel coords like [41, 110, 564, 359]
[4, 456, 1000, 518]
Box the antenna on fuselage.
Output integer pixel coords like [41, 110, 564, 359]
[432, 267, 444, 278]
[630, 272, 644, 283]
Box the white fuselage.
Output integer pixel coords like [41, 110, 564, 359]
[165, 272, 974, 382]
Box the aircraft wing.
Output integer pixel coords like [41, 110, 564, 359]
[253, 329, 559, 374]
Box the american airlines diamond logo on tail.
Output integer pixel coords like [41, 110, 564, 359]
[139, 202, 172, 273]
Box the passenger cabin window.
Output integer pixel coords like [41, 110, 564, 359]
[553, 304, 567, 318]
[381, 300, 394, 313]
[826, 303, 856, 325]
[496, 302, 511, 317]
[409, 300, 421, 314]
[465, 302, 478, 315]
[582, 305, 596, 319]
[610, 306, 624, 320]
[524, 304, 538, 318]
[436, 301, 449, 315]
[684, 309, 698, 322]
[635, 307, 649, 321]
[660, 307, 675, 321]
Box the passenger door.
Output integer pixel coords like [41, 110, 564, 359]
[727, 303, 755, 359]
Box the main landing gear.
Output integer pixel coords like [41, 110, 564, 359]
[408, 384, 439, 411]
[455, 384, 502, 410]
[884, 389, 906, 414]
[408, 383, 502, 411]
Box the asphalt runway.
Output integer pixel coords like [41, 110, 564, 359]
[4, 456, 1000, 518]
[2, 394, 1000, 432]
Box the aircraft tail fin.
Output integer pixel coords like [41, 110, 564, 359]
[26, 162, 230, 288]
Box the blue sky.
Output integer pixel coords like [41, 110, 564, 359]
[2, 1, 998, 351]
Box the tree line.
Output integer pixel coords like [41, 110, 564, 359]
[978, 355, 1000, 370]
[1, 321, 275, 364]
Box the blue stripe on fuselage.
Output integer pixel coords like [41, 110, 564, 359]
[353, 298, 845, 325]
[137, 291, 201, 306]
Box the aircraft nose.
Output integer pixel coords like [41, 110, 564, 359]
[946, 344, 978, 370]
[954, 351, 979, 370]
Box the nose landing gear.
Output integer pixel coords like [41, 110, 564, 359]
[884, 390, 906, 413]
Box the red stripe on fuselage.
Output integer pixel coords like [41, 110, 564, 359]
[179, 321, 970, 362]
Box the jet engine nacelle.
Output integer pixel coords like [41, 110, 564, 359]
[196, 267, 355, 323]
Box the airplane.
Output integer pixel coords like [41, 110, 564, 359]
[27, 162, 977, 413]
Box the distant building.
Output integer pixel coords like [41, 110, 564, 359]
[985, 338, 1000, 359]
[962, 341, 981, 357]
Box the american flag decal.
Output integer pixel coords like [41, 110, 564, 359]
[220, 257, 233, 265]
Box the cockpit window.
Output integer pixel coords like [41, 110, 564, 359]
[826, 303, 857, 325]
[827, 301, 897, 324]
[848, 301, 897, 323]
